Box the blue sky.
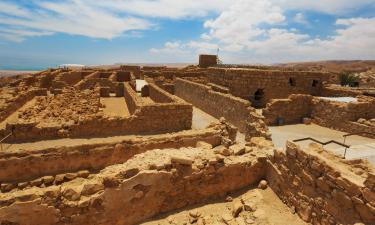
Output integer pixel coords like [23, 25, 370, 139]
[0, 0, 375, 70]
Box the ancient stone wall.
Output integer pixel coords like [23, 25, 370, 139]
[322, 85, 363, 97]
[0, 88, 47, 123]
[267, 141, 375, 224]
[123, 83, 141, 114]
[206, 68, 327, 107]
[120, 65, 141, 79]
[263, 94, 313, 125]
[175, 78, 270, 140]
[311, 97, 375, 137]
[3, 83, 192, 142]
[148, 83, 175, 103]
[0, 138, 268, 225]
[199, 54, 218, 68]
[0, 127, 223, 183]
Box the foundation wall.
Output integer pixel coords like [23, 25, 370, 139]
[0, 88, 47, 123]
[0, 145, 267, 225]
[263, 94, 375, 137]
[206, 68, 327, 106]
[0, 127, 223, 183]
[148, 83, 175, 103]
[311, 97, 375, 137]
[267, 142, 375, 224]
[175, 78, 269, 139]
[263, 94, 313, 125]
[4, 83, 192, 142]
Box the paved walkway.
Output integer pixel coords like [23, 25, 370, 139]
[270, 124, 375, 165]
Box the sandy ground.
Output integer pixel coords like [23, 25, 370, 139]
[142, 186, 307, 225]
[0, 98, 37, 130]
[270, 124, 375, 165]
[100, 97, 130, 117]
[0, 70, 38, 77]
[192, 107, 218, 130]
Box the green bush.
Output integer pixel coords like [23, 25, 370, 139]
[340, 72, 360, 87]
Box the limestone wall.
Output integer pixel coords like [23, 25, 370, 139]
[0, 127, 223, 183]
[0, 88, 47, 124]
[322, 85, 364, 97]
[148, 83, 175, 103]
[0, 142, 267, 225]
[3, 83, 192, 142]
[206, 68, 328, 107]
[175, 78, 270, 140]
[199, 54, 218, 68]
[267, 141, 375, 224]
[311, 97, 375, 137]
[263, 94, 313, 125]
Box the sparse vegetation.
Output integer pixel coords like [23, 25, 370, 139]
[340, 72, 360, 87]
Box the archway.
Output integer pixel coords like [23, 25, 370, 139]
[253, 89, 265, 108]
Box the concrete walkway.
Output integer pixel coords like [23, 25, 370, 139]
[270, 124, 375, 165]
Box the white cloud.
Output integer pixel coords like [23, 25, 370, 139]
[272, 0, 375, 15]
[203, 0, 285, 48]
[89, 0, 232, 19]
[1, 0, 374, 43]
[150, 41, 189, 54]
[293, 13, 309, 25]
[0, 0, 152, 41]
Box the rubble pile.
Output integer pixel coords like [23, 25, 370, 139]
[18, 88, 102, 126]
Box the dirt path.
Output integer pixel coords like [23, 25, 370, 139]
[192, 107, 218, 130]
[142, 187, 307, 225]
[100, 97, 130, 117]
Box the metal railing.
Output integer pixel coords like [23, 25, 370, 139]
[293, 137, 350, 158]
[0, 132, 12, 151]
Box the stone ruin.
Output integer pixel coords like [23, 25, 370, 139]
[0, 55, 374, 225]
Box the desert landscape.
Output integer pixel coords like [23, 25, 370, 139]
[0, 55, 374, 225]
[1, 0, 375, 224]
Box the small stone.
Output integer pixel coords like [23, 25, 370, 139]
[134, 191, 144, 199]
[221, 213, 233, 224]
[258, 180, 268, 190]
[235, 217, 246, 225]
[54, 174, 65, 184]
[65, 173, 77, 180]
[229, 144, 245, 156]
[171, 156, 194, 165]
[189, 210, 201, 218]
[42, 176, 55, 185]
[213, 146, 231, 156]
[226, 196, 233, 202]
[290, 206, 296, 214]
[232, 201, 243, 217]
[81, 182, 104, 196]
[245, 218, 255, 224]
[1, 183, 15, 192]
[18, 182, 28, 189]
[196, 141, 213, 149]
[243, 201, 256, 212]
[30, 178, 42, 187]
[77, 170, 90, 178]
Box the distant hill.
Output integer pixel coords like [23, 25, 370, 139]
[277, 60, 375, 73]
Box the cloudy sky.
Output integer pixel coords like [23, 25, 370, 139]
[0, 0, 375, 69]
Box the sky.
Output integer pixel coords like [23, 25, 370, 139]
[0, 0, 375, 70]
